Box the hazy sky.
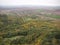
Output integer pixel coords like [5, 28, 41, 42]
[0, 0, 60, 6]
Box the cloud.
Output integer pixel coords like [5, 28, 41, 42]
[0, 0, 60, 6]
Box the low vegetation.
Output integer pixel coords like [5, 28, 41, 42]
[0, 9, 60, 45]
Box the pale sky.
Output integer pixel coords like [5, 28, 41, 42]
[0, 0, 60, 6]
